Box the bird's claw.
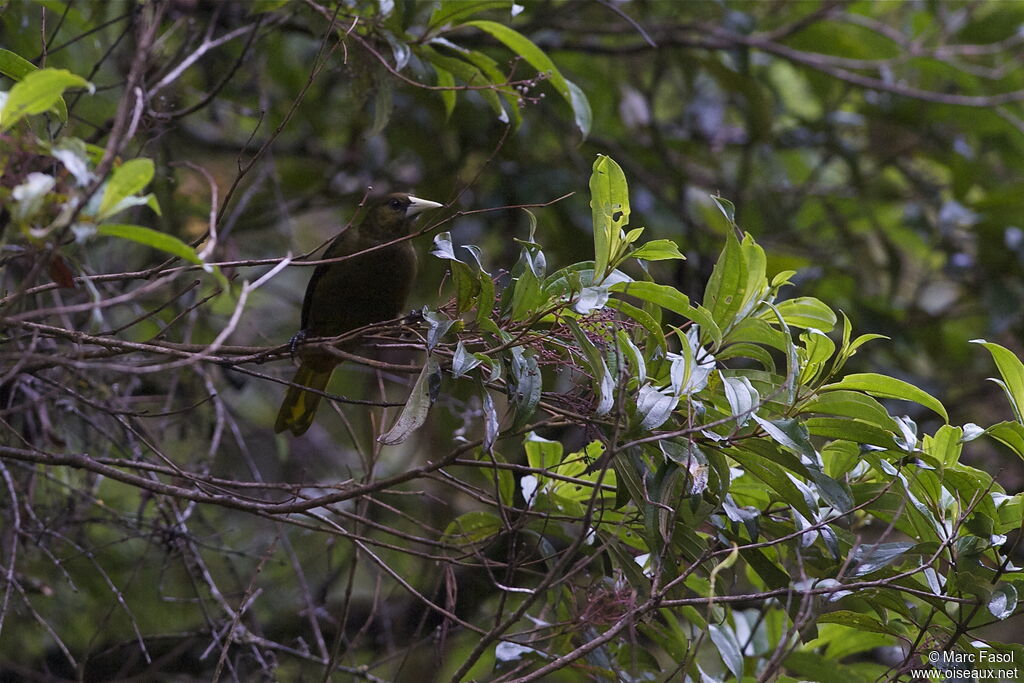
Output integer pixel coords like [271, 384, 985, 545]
[288, 329, 308, 359]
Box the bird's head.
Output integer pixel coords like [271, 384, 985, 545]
[364, 192, 444, 239]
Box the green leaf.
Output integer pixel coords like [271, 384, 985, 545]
[463, 20, 592, 137]
[636, 384, 676, 430]
[849, 332, 888, 354]
[821, 440, 861, 478]
[451, 341, 482, 378]
[432, 64, 456, 118]
[822, 373, 948, 422]
[475, 268, 497, 326]
[623, 227, 644, 244]
[367, 76, 393, 137]
[988, 583, 1017, 620]
[609, 281, 721, 346]
[524, 432, 562, 470]
[630, 239, 686, 262]
[0, 52, 71, 121]
[816, 611, 906, 636]
[589, 154, 629, 282]
[564, 78, 592, 141]
[798, 391, 899, 432]
[428, 0, 511, 31]
[508, 347, 542, 430]
[616, 329, 646, 384]
[752, 416, 817, 462]
[422, 309, 455, 351]
[925, 425, 963, 467]
[480, 379, 500, 454]
[248, 0, 292, 13]
[418, 46, 510, 124]
[509, 258, 543, 321]
[605, 298, 666, 351]
[716, 342, 776, 372]
[728, 446, 813, 518]
[442, 511, 502, 546]
[737, 234, 768, 317]
[566, 318, 615, 415]
[986, 421, 1024, 460]
[769, 296, 837, 331]
[711, 194, 736, 225]
[972, 339, 1024, 423]
[805, 467, 854, 512]
[1, 68, 88, 130]
[96, 224, 227, 288]
[451, 259, 481, 314]
[805, 417, 898, 449]
[801, 328, 836, 368]
[459, 48, 522, 129]
[743, 547, 792, 589]
[849, 541, 915, 576]
[784, 651, 871, 683]
[0, 48, 38, 80]
[379, 357, 441, 445]
[703, 230, 746, 333]
[708, 623, 744, 680]
[97, 159, 155, 220]
[724, 317, 790, 351]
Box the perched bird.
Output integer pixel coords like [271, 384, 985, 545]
[274, 192, 443, 436]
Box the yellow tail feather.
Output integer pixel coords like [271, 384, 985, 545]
[274, 363, 333, 436]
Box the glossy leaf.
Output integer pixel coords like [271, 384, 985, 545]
[849, 542, 915, 576]
[630, 239, 686, 262]
[1, 67, 88, 130]
[508, 346, 542, 430]
[605, 297, 666, 351]
[972, 339, 1024, 423]
[769, 296, 837, 332]
[589, 154, 629, 282]
[428, 0, 512, 31]
[97, 159, 155, 220]
[451, 341, 482, 378]
[798, 391, 899, 432]
[464, 20, 592, 137]
[524, 431, 562, 470]
[96, 224, 227, 288]
[703, 230, 745, 333]
[636, 384, 676, 430]
[432, 64, 456, 118]
[419, 46, 510, 123]
[822, 373, 948, 423]
[379, 357, 441, 445]
[989, 583, 1017, 619]
[609, 280, 721, 346]
[442, 511, 502, 545]
[985, 421, 1024, 460]
[708, 623, 744, 680]
[567, 319, 615, 415]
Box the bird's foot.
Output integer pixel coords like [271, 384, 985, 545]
[288, 329, 308, 359]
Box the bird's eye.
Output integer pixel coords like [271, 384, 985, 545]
[387, 198, 404, 211]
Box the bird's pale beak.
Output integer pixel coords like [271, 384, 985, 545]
[406, 196, 444, 216]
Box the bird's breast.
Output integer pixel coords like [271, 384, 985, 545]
[304, 241, 416, 341]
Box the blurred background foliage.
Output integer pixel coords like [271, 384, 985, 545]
[5, 0, 1024, 433]
[3, 0, 1024, 679]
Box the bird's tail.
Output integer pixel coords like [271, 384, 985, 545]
[274, 363, 333, 436]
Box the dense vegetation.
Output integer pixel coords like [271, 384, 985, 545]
[2, 1, 1024, 681]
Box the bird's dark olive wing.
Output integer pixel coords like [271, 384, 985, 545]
[300, 243, 416, 340]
